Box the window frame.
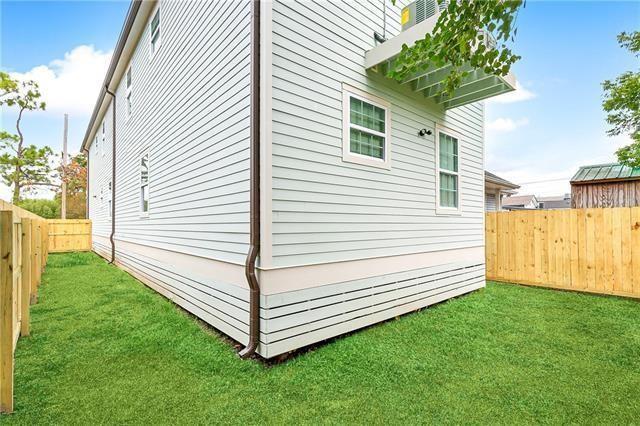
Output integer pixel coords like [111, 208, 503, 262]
[125, 66, 132, 121]
[101, 121, 106, 157]
[342, 84, 391, 170]
[435, 125, 463, 215]
[139, 151, 150, 217]
[149, 6, 161, 59]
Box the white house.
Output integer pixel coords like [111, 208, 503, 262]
[484, 171, 519, 211]
[82, 0, 516, 358]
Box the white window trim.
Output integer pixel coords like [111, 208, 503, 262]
[149, 6, 161, 60]
[101, 121, 105, 157]
[435, 124, 463, 215]
[125, 66, 132, 122]
[140, 151, 150, 217]
[342, 83, 391, 170]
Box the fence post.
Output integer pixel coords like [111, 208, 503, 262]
[20, 219, 31, 337]
[34, 223, 41, 288]
[0, 211, 14, 413]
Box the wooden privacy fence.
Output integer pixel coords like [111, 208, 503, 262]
[0, 201, 49, 413]
[486, 207, 640, 299]
[47, 219, 91, 252]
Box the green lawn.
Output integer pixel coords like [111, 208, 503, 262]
[3, 252, 639, 424]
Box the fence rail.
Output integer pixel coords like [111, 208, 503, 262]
[486, 207, 640, 299]
[47, 219, 92, 253]
[0, 201, 49, 413]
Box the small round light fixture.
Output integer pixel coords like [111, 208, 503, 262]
[418, 128, 432, 137]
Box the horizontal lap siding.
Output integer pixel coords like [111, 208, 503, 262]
[270, 0, 485, 267]
[89, 0, 252, 264]
[260, 260, 485, 357]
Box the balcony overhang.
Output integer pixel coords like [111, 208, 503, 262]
[364, 15, 517, 110]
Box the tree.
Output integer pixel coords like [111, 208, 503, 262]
[17, 198, 60, 219]
[55, 154, 87, 219]
[388, 0, 524, 98]
[602, 31, 640, 168]
[0, 73, 55, 203]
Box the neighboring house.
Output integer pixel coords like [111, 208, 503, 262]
[82, 0, 516, 358]
[537, 194, 571, 210]
[502, 194, 539, 210]
[571, 163, 640, 208]
[484, 171, 519, 211]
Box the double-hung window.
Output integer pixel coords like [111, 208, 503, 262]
[125, 67, 132, 120]
[140, 153, 150, 215]
[101, 121, 106, 156]
[108, 181, 112, 218]
[149, 8, 161, 58]
[436, 129, 461, 213]
[342, 85, 391, 169]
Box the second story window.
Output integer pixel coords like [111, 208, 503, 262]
[140, 153, 150, 215]
[150, 8, 161, 57]
[101, 121, 106, 156]
[436, 129, 461, 213]
[126, 67, 132, 119]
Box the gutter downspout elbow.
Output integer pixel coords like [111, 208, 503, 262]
[105, 86, 116, 264]
[239, 0, 261, 359]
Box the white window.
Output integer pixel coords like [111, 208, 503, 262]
[140, 153, 149, 215]
[342, 84, 391, 169]
[108, 181, 112, 218]
[149, 7, 161, 58]
[101, 121, 106, 156]
[125, 67, 132, 120]
[436, 127, 461, 214]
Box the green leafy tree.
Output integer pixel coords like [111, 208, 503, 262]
[388, 0, 524, 98]
[16, 198, 61, 219]
[602, 31, 640, 168]
[0, 73, 55, 203]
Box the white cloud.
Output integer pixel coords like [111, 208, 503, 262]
[488, 81, 536, 104]
[487, 117, 529, 132]
[9, 45, 111, 116]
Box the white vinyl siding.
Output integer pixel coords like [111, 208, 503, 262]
[88, 0, 251, 264]
[270, 0, 485, 267]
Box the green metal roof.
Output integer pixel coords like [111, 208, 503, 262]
[571, 163, 640, 183]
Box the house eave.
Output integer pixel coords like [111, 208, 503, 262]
[81, 0, 154, 152]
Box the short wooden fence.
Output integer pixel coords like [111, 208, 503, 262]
[0, 201, 49, 413]
[47, 219, 92, 253]
[486, 207, 640, 299]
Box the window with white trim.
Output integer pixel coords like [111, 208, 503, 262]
[437, 130, 460, 211]
[108, 181, 112, 218]
[149, 7, 161, 58]
[101, 121, 106, 156]
[125, 67, 132, 120]
[342, 85, 391, 169]
[140, 153, 149, 214]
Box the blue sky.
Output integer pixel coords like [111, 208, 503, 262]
[1, 0, 639, 199]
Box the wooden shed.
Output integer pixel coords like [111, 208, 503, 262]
[570, 163, 640, 208]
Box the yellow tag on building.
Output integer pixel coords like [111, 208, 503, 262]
[401, 8, 410, 25]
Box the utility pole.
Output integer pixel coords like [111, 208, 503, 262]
[61, 114, 68, 219]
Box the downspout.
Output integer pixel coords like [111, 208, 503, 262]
[239, 0, 261, 359]
[105, 87, 117, 264]
[85, 153, 90, 219]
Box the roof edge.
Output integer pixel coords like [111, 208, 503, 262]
[81, 0, 143, 152]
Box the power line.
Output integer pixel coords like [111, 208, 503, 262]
[518, 177, 572, 185]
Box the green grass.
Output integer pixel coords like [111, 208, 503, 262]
[3, 252, 639, 424]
